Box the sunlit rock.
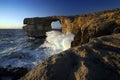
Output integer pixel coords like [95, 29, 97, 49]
[23, 8, 120, 47]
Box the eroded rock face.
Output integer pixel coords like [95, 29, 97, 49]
[23, 17, 53, 38]
[23, 8, 120, 46]
[23, 16, 69, 37]
[20, 33, 120, 80]
[71, 8, 120, 46]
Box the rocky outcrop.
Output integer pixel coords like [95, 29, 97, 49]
[20, 33, 120, 80]
[23, 16, 74, 37]
[23, 17, 52, 38]
[71, 8, 120, 46]
[0, 67, 28, 80]
[23, 8, 120, 46]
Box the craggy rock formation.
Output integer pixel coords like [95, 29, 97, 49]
[0, 67, 28, 80]
[71, 8, 120, 46]
[23, 17, 53, 37]
[23, 16, 73, 37]
[20, 33, 120, 80]
[23, 8, 120, 46]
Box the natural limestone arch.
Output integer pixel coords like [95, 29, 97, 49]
[23, 8, 120, 47]
[23, 16, 72, 37]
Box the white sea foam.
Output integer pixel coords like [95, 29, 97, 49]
[0, 30, 74, 70]
[40, 30, 75, 54]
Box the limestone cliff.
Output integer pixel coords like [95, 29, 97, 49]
[23, 8, 120, 46]
[20, 33, 120, 80]
[71, 8, 120, 46]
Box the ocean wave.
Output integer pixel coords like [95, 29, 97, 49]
[0, 30, 74, 70]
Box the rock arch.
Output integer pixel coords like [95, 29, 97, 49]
[23, 8, 120, 46]
[23, 16, 72, 37]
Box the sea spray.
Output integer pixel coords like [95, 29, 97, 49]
[0, 30, 74, 70]
[40, 30, 75, 54]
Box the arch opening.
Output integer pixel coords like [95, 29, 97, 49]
[51, 20, 62, 31]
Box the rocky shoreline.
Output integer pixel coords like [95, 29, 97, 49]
[20, 8, 120, 80]
[0, 8, 120, 80]
[20, 33, 120, 80]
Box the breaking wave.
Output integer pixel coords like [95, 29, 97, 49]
[40, 30, 74, 54]
[0, 30, 74, 70]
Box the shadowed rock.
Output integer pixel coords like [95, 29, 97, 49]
[0, 67, 28, 80]
[23, 16, 69, 38]
[20, 33, 120, 80]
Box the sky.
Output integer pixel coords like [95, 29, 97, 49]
[0, 0, 120, 29]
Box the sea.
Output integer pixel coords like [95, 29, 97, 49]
[0, 29, 74, 70]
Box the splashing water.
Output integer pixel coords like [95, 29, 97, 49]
[40, 30, 75, 54]
[0, 30, 74, 70]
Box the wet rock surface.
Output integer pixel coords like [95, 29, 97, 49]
[0, 67, 28, 80]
